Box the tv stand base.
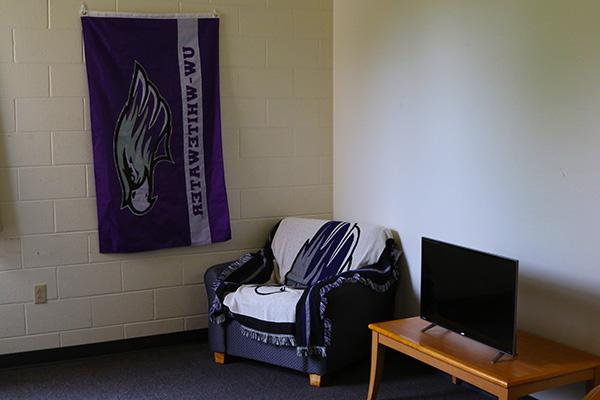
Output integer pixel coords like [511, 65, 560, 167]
[420, 322, 436, 333]
[491, 351, 505, 364]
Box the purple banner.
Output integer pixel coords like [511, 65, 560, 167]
[82, 15, 230, 253]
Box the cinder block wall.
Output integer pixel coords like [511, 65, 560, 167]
[0, 0, 332, 354]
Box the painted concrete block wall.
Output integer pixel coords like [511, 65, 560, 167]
[0, 0, 332, 354]
[334, 1, 599, 399]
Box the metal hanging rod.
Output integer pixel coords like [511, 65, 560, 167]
[80, 2, 219, 18]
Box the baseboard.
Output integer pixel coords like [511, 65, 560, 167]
[0, 328, 208, 369]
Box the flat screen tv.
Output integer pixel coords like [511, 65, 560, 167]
[420, 237, 519, 357]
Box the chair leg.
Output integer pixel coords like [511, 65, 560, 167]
[309, 374, 324, 387]
[214, 352, 227, 364]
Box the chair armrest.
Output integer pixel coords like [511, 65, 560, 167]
[204, 261, 239, 352]
[204, 261, 236, 304]
[204, 262, 233, 286]
[324, 279, 397, 354]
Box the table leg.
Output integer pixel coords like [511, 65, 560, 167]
[500, 389, 529, 400]
[586, 367, 600, 393]
[497, 389, 520, 400]
[451, 376, 462, 385]
[367, 331, 386, 400]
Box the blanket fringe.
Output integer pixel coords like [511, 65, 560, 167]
[296, 346, 327, 357]
[318, 266, 399, 347]
[239, 325, 297, 347]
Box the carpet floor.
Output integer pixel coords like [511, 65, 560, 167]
[0, 341, 533, 400]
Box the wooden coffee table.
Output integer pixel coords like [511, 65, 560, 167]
[367, 317, 600, 400]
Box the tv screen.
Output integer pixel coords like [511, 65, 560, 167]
[420, 237, 519, 355]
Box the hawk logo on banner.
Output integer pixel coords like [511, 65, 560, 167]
[114, 62, 174, 216]
[82, 14, 231, 253]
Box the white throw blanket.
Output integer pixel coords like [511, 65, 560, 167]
[223, 284, 303, 323]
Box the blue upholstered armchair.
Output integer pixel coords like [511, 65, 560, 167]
[204, 217, 401, 386]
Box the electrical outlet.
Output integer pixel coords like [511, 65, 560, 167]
[34, 284, 47, 304]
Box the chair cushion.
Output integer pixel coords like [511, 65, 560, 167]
[271, 217, 392, 287]
[223, 284, 304, 325]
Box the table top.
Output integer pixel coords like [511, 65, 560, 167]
[369, 317, 600, 388]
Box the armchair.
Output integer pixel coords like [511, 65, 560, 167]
[204, 217, 401, 386]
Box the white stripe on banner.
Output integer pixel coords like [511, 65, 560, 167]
[178, 19, 211, 245]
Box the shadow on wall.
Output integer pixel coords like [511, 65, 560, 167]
[0, 126, 27, 270]
[518, 273, 600, 399]
[518, 273, 600, 354]
[0, 132, 12, 235]
[0, 132, 19, 237]
[390, 231, 420, 319]
[0, 132, 21, 269]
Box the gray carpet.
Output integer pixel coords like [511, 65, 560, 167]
[0, 341, 531, 400]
